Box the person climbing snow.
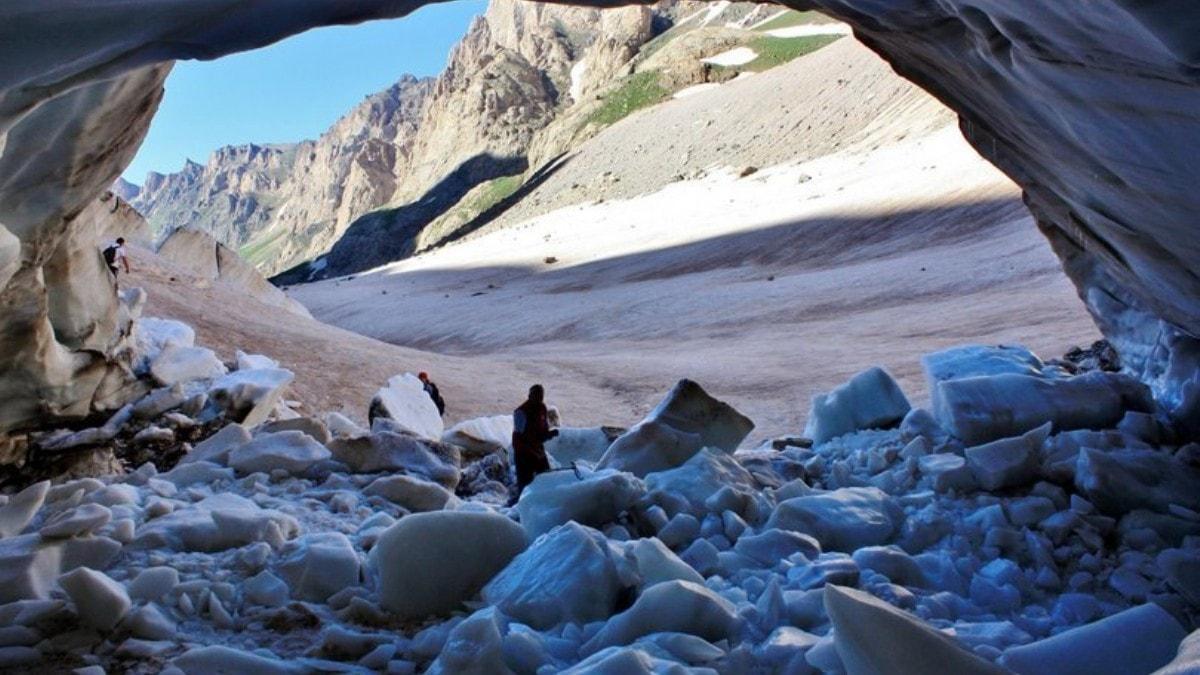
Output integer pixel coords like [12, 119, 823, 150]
[512, 384, 558, 499]
[102, 237, 131, 282]
[418, 372, 446, 416]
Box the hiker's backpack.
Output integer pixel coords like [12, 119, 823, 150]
[513, 408, 527, 435]
[102, 244, 119, 266]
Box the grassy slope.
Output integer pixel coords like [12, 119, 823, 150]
[739, 35, 844, 73]
[754, 9, 837, 31]
[585, 71, 670, 127]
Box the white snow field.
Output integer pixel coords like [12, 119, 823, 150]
[294, 124, 1100, 446]
[2, 318, 1196, 673]
[701, 47, 759, 67]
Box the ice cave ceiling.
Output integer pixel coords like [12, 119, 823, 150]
[0, 0, 1198, 436]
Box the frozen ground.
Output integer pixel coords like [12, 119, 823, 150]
[293, 124, 1099, 445]
[2, 322, 1196, 674]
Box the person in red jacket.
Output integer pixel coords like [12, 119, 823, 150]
[512, 384, 558, 498]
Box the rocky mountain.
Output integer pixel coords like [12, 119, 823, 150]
[129, 76, 433, 271]
[111, 177, 141, 203]
[126, 0, 782, 278]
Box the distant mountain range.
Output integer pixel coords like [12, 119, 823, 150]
[122, 0, 818, 281]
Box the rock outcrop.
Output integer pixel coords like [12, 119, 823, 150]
[155, 227, 311, 317]
[132, 77, 434, 275]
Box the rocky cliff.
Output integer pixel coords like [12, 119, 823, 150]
[129, 1, 664, 277]
[130, 76, 434, 273]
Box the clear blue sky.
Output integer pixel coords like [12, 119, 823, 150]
[123, 1, 487, 183]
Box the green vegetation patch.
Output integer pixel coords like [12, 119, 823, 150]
[585, 71, 670, 128]
[737, 34, 843, 73]
[467, 175, 523, 215]
[636, 23, 688, 63]
[754, 9, 837, 32]
[238, 228, 286, 267]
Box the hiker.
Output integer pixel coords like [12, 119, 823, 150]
[102, 237, 131, 281]
[512, 384, 558, 498]
[418, 372, 446, 416]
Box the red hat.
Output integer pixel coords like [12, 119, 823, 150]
[418, 372, 429, 381]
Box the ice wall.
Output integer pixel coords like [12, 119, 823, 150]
[0, 0, 1197, 440]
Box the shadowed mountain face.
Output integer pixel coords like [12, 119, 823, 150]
[129, 75, 436, 273]
[128, 0, 670, 277]
[0, 0, 1199, 439]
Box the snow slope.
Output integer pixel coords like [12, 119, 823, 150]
[294, 127, 1098, 444]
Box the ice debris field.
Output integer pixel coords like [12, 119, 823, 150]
[1, 311, 1199, 674]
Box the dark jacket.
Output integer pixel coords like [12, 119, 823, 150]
[513, 399, 554, 446]
[423, 381, 445, 416]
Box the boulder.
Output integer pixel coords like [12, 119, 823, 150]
[260, 417, 332, 444]
[561, 646, 693, 675]
[426, 607, 513, 675]
[482, 522, 625, 630]
[932, 371, 1151, 446]
[1156, 629, 1200, 675]
[148, 344, 225, 386]
[57, 567, 130, 631]
[132, 492, 299, 552]
[157, 227, 219, 279]
[767, 487, 901, 552]
[442, 415, 512, 458]
[235, 350, 279, 371]
[1076, 448, 1200, 515]
[329, 429, 460, 488]
[128, 566, 178, 602]
[998, 603, 1185, 675]
[517, 468, 645, 537]
[734, 529, 822, 567]
[582, 580, 740, 654]
[363, 474, 455, 512]
[597, 379, 753, 476]
[546, 426, 622, 466]
[0, 481, 49, 539]
[227, 430, 331, 476]
[851, 546, 927, 587]
[804, 367, 911, 445]
[368, 511, 527, 620]
[39, 404, 133, 451]
[824, 585, 1006, 674]
[595, 421, 704, 478]
[757, 626, 821, 672]
[215, 243, 313, 317]
[1159, 549, 1200, 607]
[369, 373, 444, 440]
[123, 603, 175, 641]
[644, 447, 757, 516]
[131, 384, 187, 419]
[39, 503, 112, 539]
[918, 453, 977, 493]
[179, 423, 250, 465]
[922, 344, 1048, 390]
[617, 537, 704, 588]
[160, 460, 234, 487]
[277, 532, 361, 603]
[132, 318, 195, 372]
[172, 646, 301, 675]
[207, 368, 295, 427]
[964, 423, 1051, 491]
[245, 570, 289, 608]
[0, 535, 64, 602]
